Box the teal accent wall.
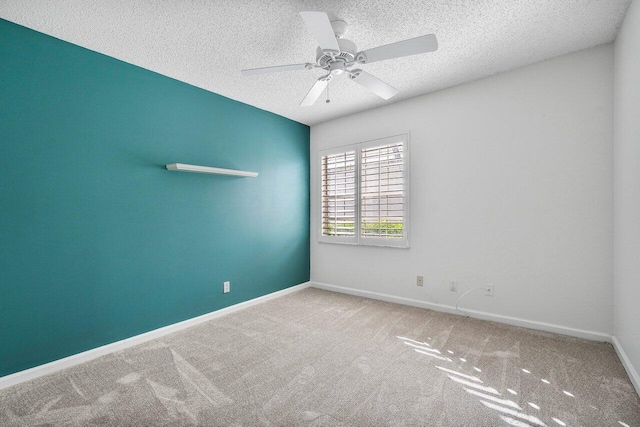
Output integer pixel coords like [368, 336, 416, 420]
[0, 19, 310, 378]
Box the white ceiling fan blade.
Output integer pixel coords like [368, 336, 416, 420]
[300, 78, 329, 107]
[359, 34, 438, 64]
[241, 63, 310, 76]
[350, 70, 399, 100]
[300, 11, 340, 52]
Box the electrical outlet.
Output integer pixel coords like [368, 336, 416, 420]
[449, 280, 457, 292]
[485, 284, 494, 297]
[223, 281, 230, 293]
[417, 276, 424, 287]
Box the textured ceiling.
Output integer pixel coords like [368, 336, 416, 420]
[0, 0, 631, 126]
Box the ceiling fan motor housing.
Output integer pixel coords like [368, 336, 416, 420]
[316, 38, 357, 68]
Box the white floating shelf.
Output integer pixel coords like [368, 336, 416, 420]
[166, 163, 258, 178]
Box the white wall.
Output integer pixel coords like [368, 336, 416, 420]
[614, 0, 640, 387]
[311, 44, 614, 336]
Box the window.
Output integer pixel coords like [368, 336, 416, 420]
[319, 134, 409, 248]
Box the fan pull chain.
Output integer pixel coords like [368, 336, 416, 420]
[326, 84, 330, 103]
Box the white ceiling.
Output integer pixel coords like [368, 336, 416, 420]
[0, 0, 631, 126]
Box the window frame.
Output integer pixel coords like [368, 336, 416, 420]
[318, 134, 410, 248]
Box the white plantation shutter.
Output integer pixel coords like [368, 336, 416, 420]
[321, 151, 356, 242]
[319, 134, 409, 248]
[360, 141, 405, 241]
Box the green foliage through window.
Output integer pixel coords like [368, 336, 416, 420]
[325, 221, 403, 236]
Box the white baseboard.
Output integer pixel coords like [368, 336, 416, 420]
[0, 281, 311, 391]
[311, 282, 611, 342]
[612, 336, 640, 397]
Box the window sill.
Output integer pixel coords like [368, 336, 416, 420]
[318, 239, 410, 249]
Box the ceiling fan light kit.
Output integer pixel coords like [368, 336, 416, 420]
[241, 11, 438, 107]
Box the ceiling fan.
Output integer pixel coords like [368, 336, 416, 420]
[241, 11, 438, 107]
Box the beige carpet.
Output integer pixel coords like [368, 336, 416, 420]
[1, 288, 638, 426]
